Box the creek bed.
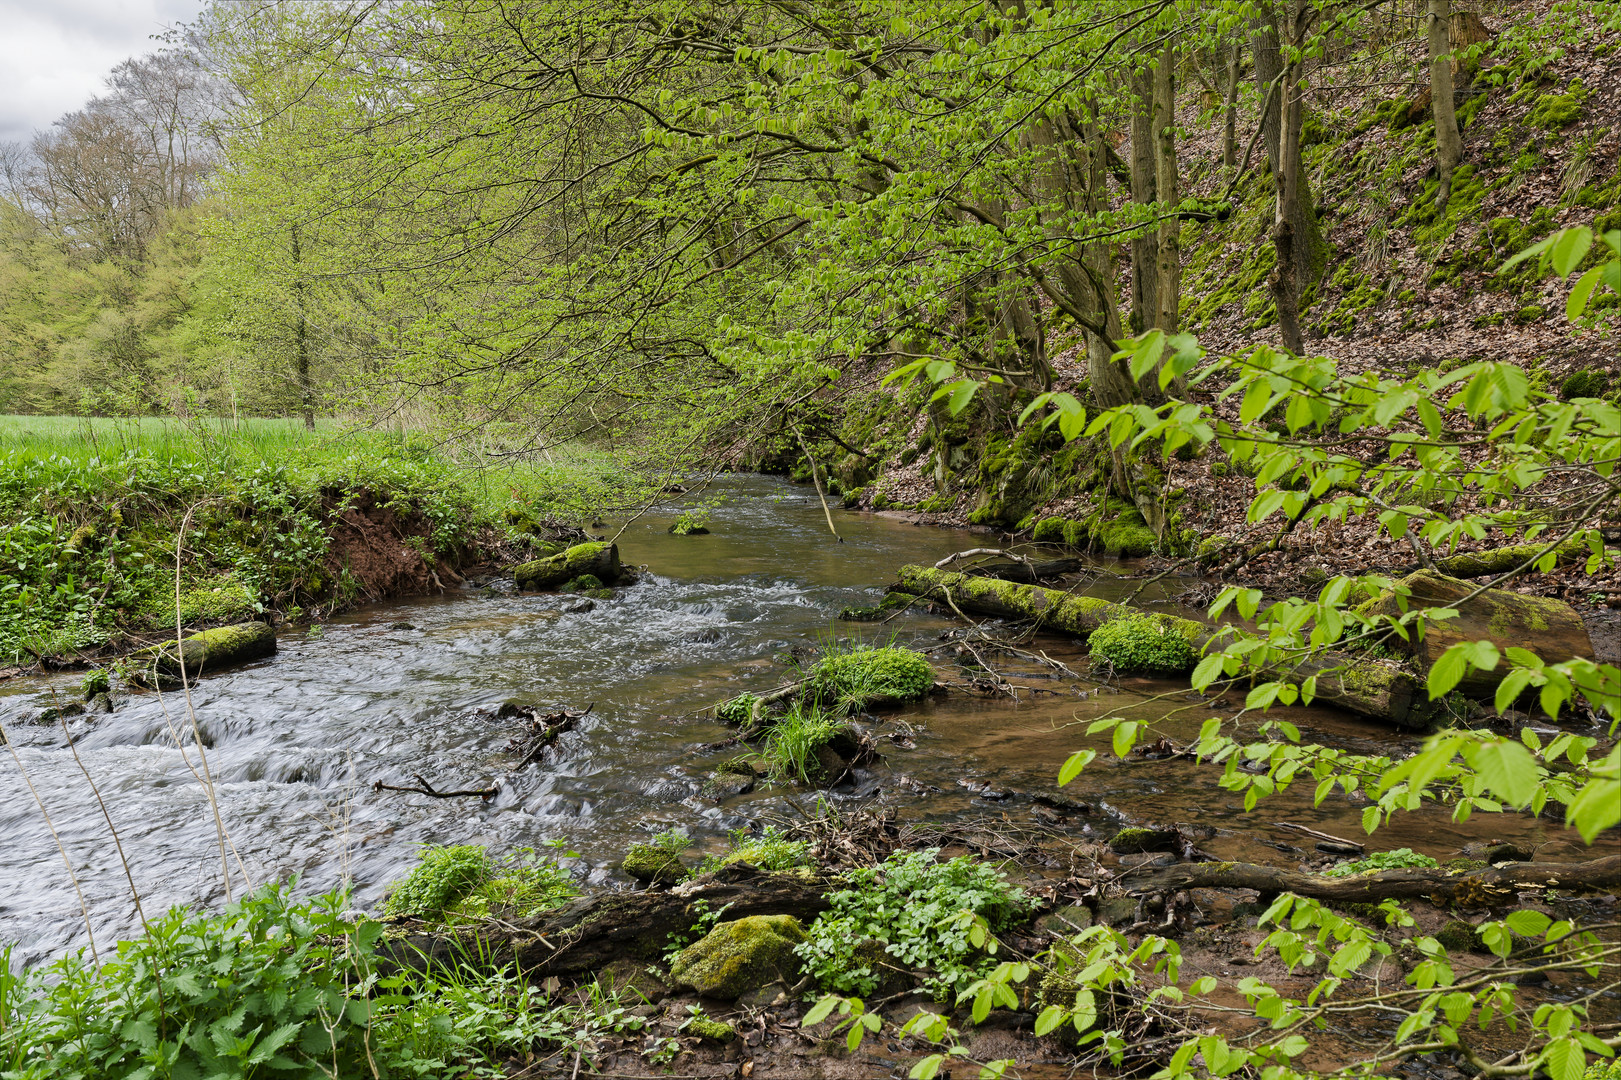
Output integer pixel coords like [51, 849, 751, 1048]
[0, 475, 1609, 964]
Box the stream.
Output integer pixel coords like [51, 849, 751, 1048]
[1, 475, 1611, 966]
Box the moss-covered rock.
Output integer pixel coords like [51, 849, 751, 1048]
[1032, 517, 1067, 543]
[514, 542, 621, 591]
[1108, 828, 1179, 854]
[667, 915, 807, 1000]
[134, 621, 278, 686]
[684, 1016, 737, 1042]
[1436, 919, 1484, 954]
[623, 843, 686, 886]
[1088, 614, 1199, 675]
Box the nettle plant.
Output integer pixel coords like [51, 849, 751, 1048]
[810, 229, 1621, 1078]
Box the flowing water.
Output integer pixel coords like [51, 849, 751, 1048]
[1, 475, 1611, 965]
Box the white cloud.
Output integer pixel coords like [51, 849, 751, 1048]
[0, 0, 203, 144]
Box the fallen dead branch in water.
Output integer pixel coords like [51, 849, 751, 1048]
[503, 702, 591, 768]
[373, 773, 500, 800]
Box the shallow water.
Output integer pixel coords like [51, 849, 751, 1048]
[1, 475, 1611, 965]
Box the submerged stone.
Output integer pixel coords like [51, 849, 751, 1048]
[667, 914, 806, 1000]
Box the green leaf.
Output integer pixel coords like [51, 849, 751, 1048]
[1569, 266, 1604, 320]
[1550, 227, 1594, 277]
[1426, 644, 1470, 699]
[803, 996, 841, 1027]
[1033, 1005, 1065, 1036]
[910, 1055, 944, 1080]
[1543, 1037, 1585, 1080]
[1466, 740, 1540, 807]
[1058, 749, 1095, 787]
[1192, 653, 1225, 690]
[1504, 909, 1551, 937]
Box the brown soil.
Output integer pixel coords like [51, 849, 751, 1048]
[320, 489, 463, 603]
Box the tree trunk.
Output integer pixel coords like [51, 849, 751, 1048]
[1153, 39, 1181, 336]
[1428, 0, 1463, 213]
[1222, 41, 1242, 171]
[1129, 62, 1158, 335]
[1271, 66, 1306, 355]
[291, 226, 314, 430]
[892, 566, 1428, 726]
[1251, 16, 1283, 179]
[1127, 855, 1621, 906]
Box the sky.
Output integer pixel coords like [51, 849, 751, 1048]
[0, 0, 204, 145]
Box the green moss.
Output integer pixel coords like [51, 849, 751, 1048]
[1528, 91, 1583, 130]
[1032, 516, 1067, 543]
[838, 592, 917, 621]
[1513, 304, 1545, 325]
[1088, 614, 1197, 675]
[808, 645, 933, 707]
[624, 842, 687, 885]
[1108, 827, 1178, 854]
[564, 574, 604, 591]
[1435, 919, 1483, 954]
[513, 541, 618, 591]
[667, 915, 807, 1000]
[1561, 369, 1609, 399]
[684, 1016, 737, 1043]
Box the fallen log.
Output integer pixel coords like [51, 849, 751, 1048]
[1433, 541, 1597, 579]
[129, 622, 278, 688]
[1125, 854, 1621, 906]
[893, 565, 1427, 726]
[513, 541, 621, 591]
[381, 863, 828, 978]
[1362, 570, 1593, 699]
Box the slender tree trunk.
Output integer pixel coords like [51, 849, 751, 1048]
[1128, 62, 1158, 335]
[1271, 34, 1307, 354]
[291, 226, 314, 430]
[1252, 17, 1283, 179]
[1428, 0, 1463, 212]
[1222, 41, 1242, 171]
[1153, 39, 1181, 335]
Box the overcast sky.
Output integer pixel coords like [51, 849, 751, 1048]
[0, 0, 204, 145]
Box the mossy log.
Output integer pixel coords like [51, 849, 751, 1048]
[1432, 541, 1597, 579]
[894, 566, 1426, 726]
[1364, 570, 1593, 698]
[1127, 854, 1621, 906]
[381, 863, 828, 979]
[513, 541, 621, 591]
[132, 622, 277, 686]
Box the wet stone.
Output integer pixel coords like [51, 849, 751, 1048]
[85, 693, 113, 715]
[1095, 896, 1141, 927]
[562, 599, 595, 614]
[702, 771, 755, 801]
[1034, 904, 1095, 936]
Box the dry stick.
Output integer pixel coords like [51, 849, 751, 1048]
[173, 501, 247, 901]
[789, 422, 842, 543]
[0, 718, 99, 965]
[372, 773, 500, 800]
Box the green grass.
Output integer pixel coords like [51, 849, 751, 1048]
[0, 415, 638, 664]
[760, 703, 848, 785]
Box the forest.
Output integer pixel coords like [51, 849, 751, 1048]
[2, 1, 1621, 1078]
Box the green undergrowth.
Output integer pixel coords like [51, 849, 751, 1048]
[695, 826, 813, 876]
[1322, 848, 1439, 878]
[383, 843, 580, 923]
[796, 848, 1030, 999]
[0, 882, 642, 1079]
[0, 417, 627, 664]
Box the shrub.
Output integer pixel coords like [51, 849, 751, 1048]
[79, 668, 109, 698]
[668, 509, 711, 535]
[808, 644, 933, 708]
[796, 848, 1030, 998]
[384, 844, 490, 919]
[1087, 614, 1198, 675]
[451, 847, 580, 919]
[1323, 848, 1438, 877]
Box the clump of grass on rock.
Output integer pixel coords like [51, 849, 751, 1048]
[807, 643, 933, 709]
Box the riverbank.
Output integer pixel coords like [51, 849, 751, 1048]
[0, 416, 631, 670]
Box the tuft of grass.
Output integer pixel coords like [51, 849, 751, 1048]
[806, 641, 934, 710]
[759, 703, 847, 785]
